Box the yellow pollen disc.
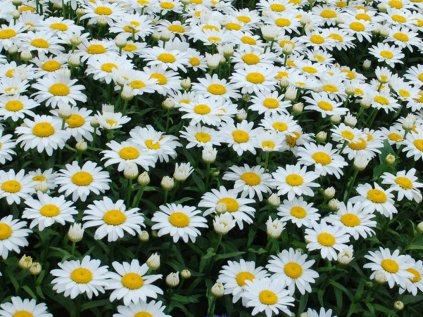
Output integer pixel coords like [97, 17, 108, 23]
[285, 174, 304, 186]
[122, 273, 144, 289]
[237, 15, 251, 23]
[123, 43, 137, 52]
[86, 44, 106, 54]
[19, 5, 36, 12]
[94, 6, 112, 15]
[50, 23, 68, 31]
[407, 268, 421, 283]
[272, 121, 288, 131]
[241, 172, 261, 186]
[284, 262, 303, 278]
[322, 84, 338, 93]
[263, 98, 279, 109]
[218, 197, 239, 212]
[279, 40, 295, 48]
[145, 139, 161, 150]
[232, 130, 249, 143]
[314, 54, 326, 62]
[389, 0, 403, 8]
[40, 204, 60, 217]
[329, 33, 344, 42]
[317, 232, 336, 246]
[317, 100, 334, 111]
[290, 206, 307, 219]
[380, 50, 394, 59]
[387, 132, 403, 142]
[381, 259, 399, 273]
[349, 138, 367, 150]
[5, 100, 24, 112]
[395, 177, 413, 189]
[207, 83, 226, 95]
[189, 57, 200, 66]
[195, 132, 211, 143]
[349, 21, 365, 31]
[413, 139, 423, 151]
[202, 25, 219, 32]
[134, 312, 153, 317]
[32, 122, 55, 137]
[302, 66, 318, 74]
[241, 36, 256, 45]
[392, 14, 406, 23]
[0, 29, 17, 39]
[71, 171, 93, 186]
[101, 63, 117, 73]
[31, 38, 49, 48]
[49, 83, 70, 96]
[119, 147, 140, 160]
[130, 80, 146, 89]
[367, 189, 387, 203]
[106, 119, 117, 127]
[393, 32, 409, 42]
[12, 311, 34, 317]
[310, 35, 325, 44]
[341, 213, 361, 227]
[375, 95, 390, 105]
[6, 69, 15, 78]
[417, 73, 423, 82]
[42, 60, 61, 72]
[194, 104, 211, 115]
[32, 175, 46, 182]
[160, 1, 175, 9]
[270, 3, 285, 11]
[236, 271, 255, 286]
[0, 223, 13, 240]
[157, 53, 176, 63]
[207, 36, 221, 43]
[246, 72, 265, 84]
[66, 114, 85, 128]
[103, 209, 127, 225]
[150, 73, 167, 85]
[275, 18, 291, 27]
[341, 130, 354, 140]
[262, 140, 275, 149]
[312, 151, 332, 165]
[336, 1, 347, 7]
[168, 24, 185, 33]
[399, 89, 410, 98]
[226, 22, 241, 30]
[259, 290, 278, 305]
[168, 212, 190, 227]
[356, 13, 371, 21]
[242, 53, 260, 65]
[71, 268, 93, 284]
[320, 9, 337, 18]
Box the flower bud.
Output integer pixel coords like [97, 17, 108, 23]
[261, 25, 278, 41]
[363, 59, 371, 70]
[138, 230, 149, 242]
[385, 154, 396, 165]
[20, 50, 32, 62]
[345, 86, 355, 96]
[345, 114, 357, 128]
[181, 78, 191, 91]
[280, 77, 290, 88]
[337, 246, 354, 265]
[68, 54, 80, 67]
[417, 221, 423, 233]
[19, 255, 33, 269]
[324, 187, 335, 199]
[121, 85, 134, 101]
[330, 115, 341, 124]
[282, 43, 294, 55]
[75, 8, 85, 16]
[29, 262, 42, 275]
[354, 153, 370, 171]
[173, 162, 193, 182]
[90, 117, 100, 128]
[377, 3, 388, 12]
[360, 97, 372, 109]
[380, 25, 390, 38]
[147, 253, 160, 270]
[215, 203, 227, 214]
[12, 10, 20, 19]
[285, 87, 298, 101]
[268, 194, 280, 208]
[266, 217, 284, 239]
[236, 109, 248, 121]
[402, 114, 416, 131]
[58, 104, 72, 119]
[8, 45, 18, 55]
[97, 16, 108, 26]
[206, 53, 221, 70]
[202, 146, 217, 164]
[166, 272, 180, 287]
[316, 131, 327, 143]
[292, 102, 304, 115]
[162, 98, 175, 110]
[394, 301, 404, 311]
[222, 44, 234, 59]
[161, 176, 175, 190]
[70, 35, 82, 46]
[160, 30, 171, 42]
[151, 32, 161, 42]
[211, 282, 225, 297]
[328, 198, 340, 211]
[67, 223, 84, 242]
[114, 34, 128, 48]
[181, 269, 191, 279]
[124, 163, 138, 180]
[213, 213, 235, 235]
[12, 0, 22, 5]
[374, 271, 388, 284]
[75, 140, 88, 152]
[300, 313, 309, 317]
[137, 171, 150, 186]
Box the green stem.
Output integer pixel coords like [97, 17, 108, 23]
[344, 169, 359, 202]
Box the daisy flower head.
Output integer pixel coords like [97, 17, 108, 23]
[179, 125, 222, 149]
[0, 22, 27, 52]
[0, 133, 16, 165]
[404, 64, 423, 87]
[230, 65, 278, 94]
[20, 31, 65, 57]
[242, 277, 295, 317]
[402, 132, 423, 161]
[306, 307, 337, 317]
[303, 92, 348, 118]
[15, 115, 70, 156]
[324, 201, 377, 240]
[23, 192, 77, 231]
[192, 73, 241, 101]
[95, 107, 131, 131]
[220, 120, 258, 156]
[217, 259, 269, 304]
[0, 297, 52, 317]
[114, 300, 170, 317]
[369, 43, 405, 68]
[260, 113, 300, 137]
[56, 161, 111, 202]
[0, 169, 34, 205]
[108, 260, 163, 305]
[271, 163, 320, 200]
[51, 256, 112, 299]
[267, 248, 319, 295]
[350, 183, 397, 218]
[151, 203, 208, 243]
[381, 169, 423, 203]
[255, 129, 285, 152]
[223, 164, 274, 201]
[277, 197, 321, 228]
[0, 215, 31, 259]
[249, 90, 290, 115]
[305, 222, 350, 261]
[297, 143, 348, 179]
[83, 197, 145, 242]
[0, 95, 39, 121]
[28, 168, 58, 192]
[81, 0, 125, 26]
[364, 248, 414, 289]
[399, 258, 423, 296]
[199, 186, 256, 230]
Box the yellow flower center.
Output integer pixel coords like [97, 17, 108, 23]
[157, 53, 176, 63]
[341, 213, 361, 227]
[381, 259, 399, 273]
[6, 69, 15, 78]
[86, 44, 106, 54]
[123, 43, 137, 52]
[237, 15, 251, 23]
[350, 22, 365, 31]
[122, 272, 144, 289]
[0, 29, 17, 39]
[242, 53, 260, 65]
[380, 50, 394, 59]
[407, 268, 421, 283]
[259, 290, 278, 305]
[272, 122, 288, 132]
[50, 22, 68, 31]
[317, 101, 334, 111]
[49, 83, 70, 96]
[194, 104, 211, 115]
[236, 271, 255, 286]
[0, 223, 13, 240]
[119, 147, 140, 160]
[19, 5, 36, 12]
[106, 119, 118, 127]
[398, 89, 410, 98]
[12, 311, 34, 317]
[241, 36, 256, 45]
[341, 130, 354, 140]
[226, 22, 241, 30]
[103, 209, 127, 225]
[168, 212, 190, 227]
[413, 139, 423, 151]
[395, 177, 413, 189]
[263, 98, 279, 109]
[320, 9, 337, 18]
[5, 100, 24, 112]
[393, 32, 409, 42]
[312, 151, 332, 165]
[275, 18, 291, 27]
[207, 36, 222, 43]
[207, 84, 226, 95]
[150, 73, 167, 85]
[42, 60, 61, 72]
[367, 189, 387, 203]
[240, 172, 261, 186]
[392, 14, 406, 23]
[94, 6, 112, 15]
[310, 35, 325, 44]
[387, 132, 403, 142]
[290, 206, 307, 219]
[284, 262, 303, 278]
[389, 0, 403, 7]
[32, 175, 46, 182]
[232, 130, 249, 143]
[71, 171, 93, 186]
[218, 197, 239, 212]
[349, 138, 367, 150]
[66, 114, 85, 128]
[195, 132, 211, 143]
[317, 232, 336, 246]
[130, 80, 146, 89]
[189, 57, 200, 66]
[322, 84, 338, 93]
[160, 1, 175, 9]
[71, 268, 93, 284]
[302, 66, 318, 74]
[168, 24, 185, 33]
[285, 174, 304, 186]
[39, 204, 60, 217]
[134, 313, 153, 317]
[32, 122, 55, 137]
[100, 62, 117, 73]
[31, 38, 49, 48]
[262, 140, 275, 149]
[246, 72, 265, 84]
[145, 139, 161, 150]
[417, 73, 423, 82]
[270, 4, 285, 11]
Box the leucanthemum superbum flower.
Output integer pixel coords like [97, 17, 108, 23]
[0, 215, 31, 259]
[350, 183, 397, 218]
[0, 169, 34, 205]
[220, 120, 258, 156]
[381, 169, 423, 203]
[0, 133, 16, 165]
[113, 300, 170, 317]
[0, 296, 52, 317]
[277, 197, 321, 228]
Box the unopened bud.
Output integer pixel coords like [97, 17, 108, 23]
[124, 163, 138, 180]
[114, 34, 128, 48]
[20, 50, 32, 62]
[8, 45, 18, 55]
[161, 176, 175, 190]
[328, 198, 340, 211]
[211, 282, 225, 297]
[138, 230, 149, 242]
[236, 109, 248, 121]
[266, 217, 284, 239]
[292, 102, 304, 115]
[181, 78, 191, 91]
[316, 131, 327, 143]
[70, 35, 82, 46]
[344, 114, 357, 127]
[19, 255, 33, 269]
[285, 87, 298, 101]
[345, 86, 355, 96]
[137, 171, 150, 186]
[363, 59, 371, 70]
[215, 203, 227, 214]
[385, 154, 396, 165]
[97, 16, 108, 26]
[268, 193, 281, 208]
[202, 146, 217, 164]
[324, 187, 335, 199]
[67, 223, 84, 242]
[68, 54, 80, 67]
[162, 98, 175, 110]
[147, 253, 160, 270]
[417, 221, 423, 233]
[394, 301, 404, 311]
[330, 115, 341, 124]
[75, 140, 88, 152]
[181, 269, 191, 279]
[166, 272, 180, 287]
[90, 117, 100, 128]
[374, 271, 388, 284]
[280, 77, 290, 88]
[29, 262, 42, 275]
[35, 181, 48, 193]
[121, 85, 134, 101]
[58, 104, 72, 119]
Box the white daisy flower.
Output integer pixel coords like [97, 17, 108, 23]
[350, 183, 397, 218]
[28, 168, 58, 192]
[0, 215, 31, 259]
[113, 300, 170, 317]
[0, 296, 52, 317]
[0, 133, 16, 165]
[231, 65, 278, 94]
[0, 95, 39, 121]
[192, 73, 241, 101]
[306, 307, 337, 317]
[399, 258, 423, 296]
[220, 120, 258, 156]
[381, 169, 423, 203]
[0, 169, 34, 205]
[277, 197, 321, 228]
[402, 132, 423, 161]
[179, 125, 222, 149]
